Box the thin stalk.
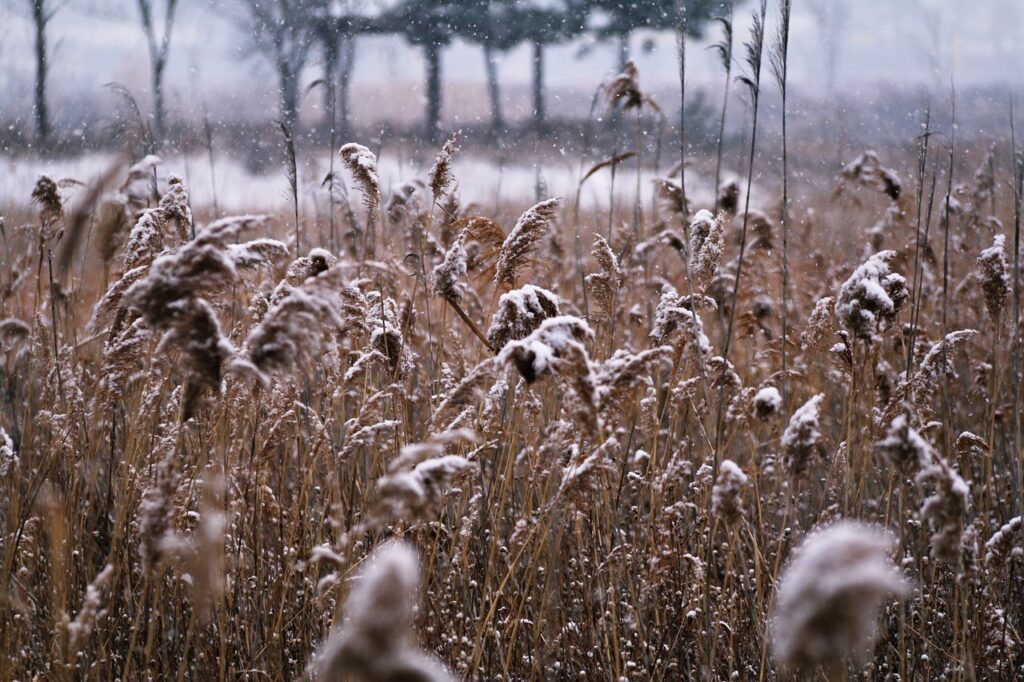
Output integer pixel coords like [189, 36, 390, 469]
[676, 0, 688, 214]
[715, 0, 767, 464]
[711, 4, 734, 214]
[1010, 99, 1023, 516]
[906, 106, 932, 376]
[940, 89, 955, 458]
[770, 0, 792, 415]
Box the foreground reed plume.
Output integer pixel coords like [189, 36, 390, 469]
[771, 521, 908, 669]
[309, 541, 453, 682]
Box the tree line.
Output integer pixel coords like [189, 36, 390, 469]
[20, 0, 726, 147]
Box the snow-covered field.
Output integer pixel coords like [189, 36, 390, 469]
[1, 150, 754, 217]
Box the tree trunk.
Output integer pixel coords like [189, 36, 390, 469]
[322, 31, 338, 138]
[424, 43, 442, 143]
[484, 43, 503, 135]
[618, 32, 630, 70]
[338, 35, 356, 141]
[531, 41, 544, 131]
[31, 1, 51, 146]
[152, 57, 167, 144]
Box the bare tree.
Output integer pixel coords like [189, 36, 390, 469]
[24, 0, 63, 146]
[135, 0, 181, 144]
[806, 0, 850, 99]
[315, 0, 372, 142]
[238, 0, 318, 125]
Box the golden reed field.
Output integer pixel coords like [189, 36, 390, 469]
[1, 3, 1023, 680]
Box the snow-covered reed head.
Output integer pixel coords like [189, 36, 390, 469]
[0, 318, 30, 355]
[31, 174, 64, 233]
[916, 453, 970, 566]
[498, 315, 593, 385]
[752, 386, 781, 421]
[711, 459, 748, 526]
[780, 393, 826, 478]
[771, 521, 908, 670]
[799, 296, 834, 357]
[309, 541, 453, 682]
[977, 233, 1010, 324]
[431, 231, 468, 305]
[650, 286, 714, 359]
[584, 235, 624, 322]
[838, 150, 901, 201]
[718, 179, 739, 215]
[67, 564, 114, 657]
[984, 517, 1022, 579]
[241, 264, 352, 379]
[428, 132, 459, 200]
[874, 413, 931, 473]
[604, 60, 653, 112]
[486, 284, 560, 353]
[371, 454, 475, 525]
[687, 210, 725, 295]
[836, 250, 907, 340]
[499, 315, 598, 430]
[339, 143, 381, 226]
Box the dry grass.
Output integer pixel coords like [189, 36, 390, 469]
[0, 96, 1023, 682]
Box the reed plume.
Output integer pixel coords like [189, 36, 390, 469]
[429, 132, 459, 201]
[771, 521, 908, 669]
[309, 541, 453, 682]
[241, 264, 352, 379]
[711, 459, 747, 525]
[339, 142, 381, 229]
[781, 393, 826, 478]
[494, 197, 560, 288]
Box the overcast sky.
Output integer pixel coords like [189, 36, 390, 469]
[0, 0, 1021, 126]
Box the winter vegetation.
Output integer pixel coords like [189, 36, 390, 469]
[1, 0, 1024, 679]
